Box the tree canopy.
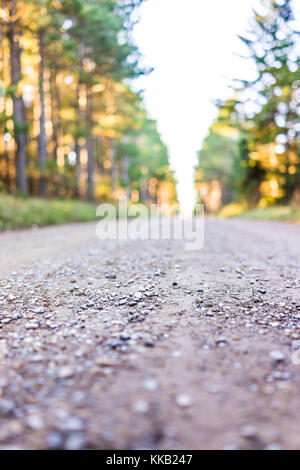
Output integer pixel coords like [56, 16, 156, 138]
[195, 0, 300, 211]
[0, 0, 177, 206]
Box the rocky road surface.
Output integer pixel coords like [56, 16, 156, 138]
[0, 218, 300, 450]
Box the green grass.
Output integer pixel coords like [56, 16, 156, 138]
[0, 195, 99, 231]
[220, 203, 300, 222]
[235, 206, 300, 221]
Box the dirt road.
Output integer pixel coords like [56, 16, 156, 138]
[0, 218, 300, 450]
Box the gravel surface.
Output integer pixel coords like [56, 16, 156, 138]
[0, 218, 300, 450]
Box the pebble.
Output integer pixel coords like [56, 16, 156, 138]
[133, 292, 143, 301]
[33, 307, 46, 314]
[26, 414, 44, 430]
[143, 379, 158, 391]
[133, 400, 150, 414]
[172, 350, 182, 357]
[57, 416, 85, 432]
[120, 331, 131, 341]
[176, 394, 192, 408]
[0, 399, 15, 415]
[25, 321, 39, 330]
[269, 351, 286, 362]
[241, 425, 257, 439]
[105, 273, 116, 279]
[46, 431, 63, 449]
[58, 366, 75, 379]
[64, 433, 86, 450]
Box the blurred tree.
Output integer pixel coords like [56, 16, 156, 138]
[0, 0, 177, 206]
[3, 0, 28, 193]
[205, 0, 300, 209]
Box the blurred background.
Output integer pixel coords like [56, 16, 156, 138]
[0, 0, 177, 229]
[193, 0, 300, 218]
[0, 0, 299, 229]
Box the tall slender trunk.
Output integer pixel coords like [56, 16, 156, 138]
[38, 29, 47, 195]
[140, 176, 149, 202]
[86, 87, 94, 201]
[109, 138, 118, 195]
[74, 82, 82, 197]
[8, 0, 27, 194]
[74, 139, 81, 197]
[50, 69, 58, 163]
[50, 68, 62, 167]
[4, 148, 11, 191]
[121, 152, 130, 198]
[75, 48, 85, 198]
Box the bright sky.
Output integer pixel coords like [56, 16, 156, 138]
[133, 0, 262, 214]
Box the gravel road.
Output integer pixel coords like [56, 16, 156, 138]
[0, 218, 300, 450]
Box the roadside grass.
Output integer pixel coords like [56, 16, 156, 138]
[0, 194, 99, 231]
[219, 203, 300, 222]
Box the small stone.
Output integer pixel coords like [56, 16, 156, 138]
[241, 425, 257, 439]
[105, 273, 116, 279]
[107, 340, 123, 349]
[176, 394, 192, 408]
[33, 307, 46, 314]
[258, 289, 267, 294]
[46, 431, 63, 449]
[57, 417, 85, 432]
[144, 339, 155, 348]
[26, 414, 44, 430]
[12, 313, 22, 320]
[133, 292, 143, 301]
[64, 433, 86, 450]
[71, 391, 88, 405]
[172, 350, 182, 357]
[216, 337, 228, 347]
[269, 351, 286, 362]
[58, 366, 75, 379]
[133, 400, 150, 414]
[143, 379, 158, 391]
[0, 399, 15, 415]
[8, 294, 15, 301]
[25, 321, 39, 330]
[120, 331, 131, 341]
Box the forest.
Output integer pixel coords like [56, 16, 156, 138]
[195, 0, 300, 215]
[0, 0, 177, 217]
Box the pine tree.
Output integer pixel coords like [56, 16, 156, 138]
[218, 0, 300, 205]
[5, 0, 28, 194]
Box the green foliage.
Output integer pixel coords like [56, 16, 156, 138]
[231, 205, 300, 221]
[120, 113, 171, 185]
[0, 194, 98, 230]
[197, 130, 239, 183]
[196, 0, 300, 210]
[0, 0, 176, 207]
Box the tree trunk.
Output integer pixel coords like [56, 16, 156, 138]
[74, 82, 82, 198]
[8, 0, 27, 194]
[50, 70, 58, 163]
[86, 87, 94, 201]
[38, 29, 47, 195]
[4, 148, 11, 191]
[121, 152, 130, 198]
[140, 176, 149, 202]
[109, 138, 118, 196]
